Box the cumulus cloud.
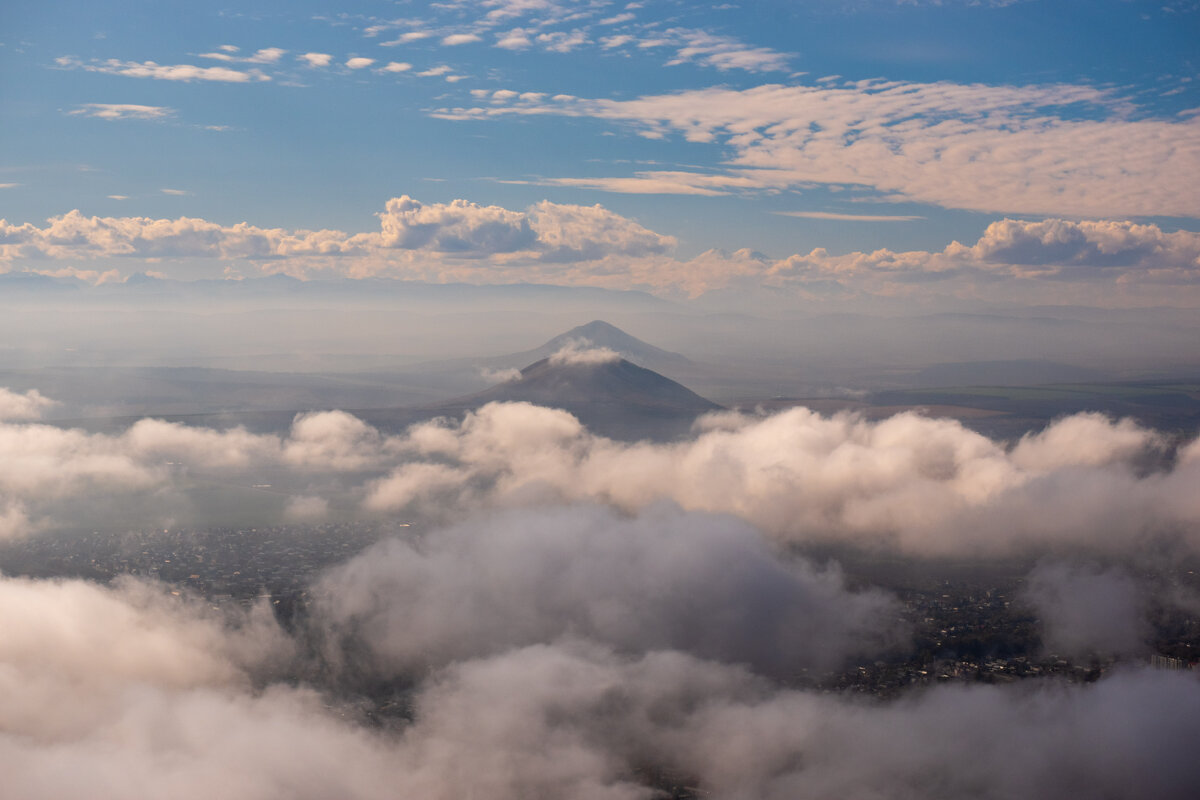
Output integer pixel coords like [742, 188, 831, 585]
[364, 404, 1200, 557]
[376, 196, 538, 254]
[1, 393, 1196, 557]
[4, 198, 1196, 301]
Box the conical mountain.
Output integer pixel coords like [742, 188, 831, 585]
[485, 320, 691, 373]
[441, 347, 720, 441]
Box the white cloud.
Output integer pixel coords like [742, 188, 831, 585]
[382, 61, 412, 72]
[457, 79, 1200, 218]
[417, 65, 453, 77]
[345, 57, 375, 69]
[495, 28, 533, 49]
[777, 211, 924, 222]
[4, 201, 1196, 301]
[664, 28, 792, 72]
[245, 47, 285, 63]
[58, 56, 268, 83]
[363, 403, 1200, 557]
[0, 388, 57, 421]
[67, 103, 174, 121]
[381, 31, 434, 45]
[536, 30, 588, 52]
[547, 338, 621, 366]
[299, 52, 333, 68]
[442, 33, 482, 46]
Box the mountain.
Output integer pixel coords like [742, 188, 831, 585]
[438, 354, 721, 441]
[480, 320, 693, 374]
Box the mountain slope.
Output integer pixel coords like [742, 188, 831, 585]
[440, 355, 721, 440]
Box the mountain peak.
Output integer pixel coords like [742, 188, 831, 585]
[537, 320, 690, 369]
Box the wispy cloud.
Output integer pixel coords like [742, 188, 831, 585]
[57, 56, 268, 83]
[67, 103, 174, 121]
[776, 211, 924, 222]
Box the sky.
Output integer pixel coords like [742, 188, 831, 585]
[2, 0, 1199, 305]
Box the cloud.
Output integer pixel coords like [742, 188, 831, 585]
[1, 203, 1195, 301]
[2, 562, 1198, 799]
[313, 504, 902, 677]
[363, 404, 1200, 557]
[57, 56, 268, 83]
[449, 79, 1200, 218]
[495, 28, 534, 49]
[442, 33, 482, 46]
[377, 195, 537, 253]
[67, 103, 175, 121]
[663, 28, 792, 72]
[381, 31, 434, 45]
[299, 52, 333, 67]
[776, 211, 924, 222]
[480, 366, 522, 384]
[245, 47, 285, 64]
[1021, 561, 1149, 659]
[345, 57, 375, 69]
[547, 338, 621, 366]
[0, 388, 58, 421]
[382, 61, 412, 72]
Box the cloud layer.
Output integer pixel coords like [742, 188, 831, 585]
[2, 392, 1197, 559]
[441, 80, 1200, 218]
[3, 201, 1196, 304]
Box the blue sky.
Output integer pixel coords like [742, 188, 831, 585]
[1, 0, 1198, 305]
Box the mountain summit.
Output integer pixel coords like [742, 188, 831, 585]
[484, 320, 691, 375]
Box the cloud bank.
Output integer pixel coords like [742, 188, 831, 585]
[3, 200, 1197, 304]
[2, 389, 1196, 558]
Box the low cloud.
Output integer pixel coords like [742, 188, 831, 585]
[547, 338, 621, 366]
[365, 404, 1200, 557]
[1021, 561, 1149, 659]
[0, 388, 58, 421]
[314, 504, 902, 677]
[1, 396, 1196, 558]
